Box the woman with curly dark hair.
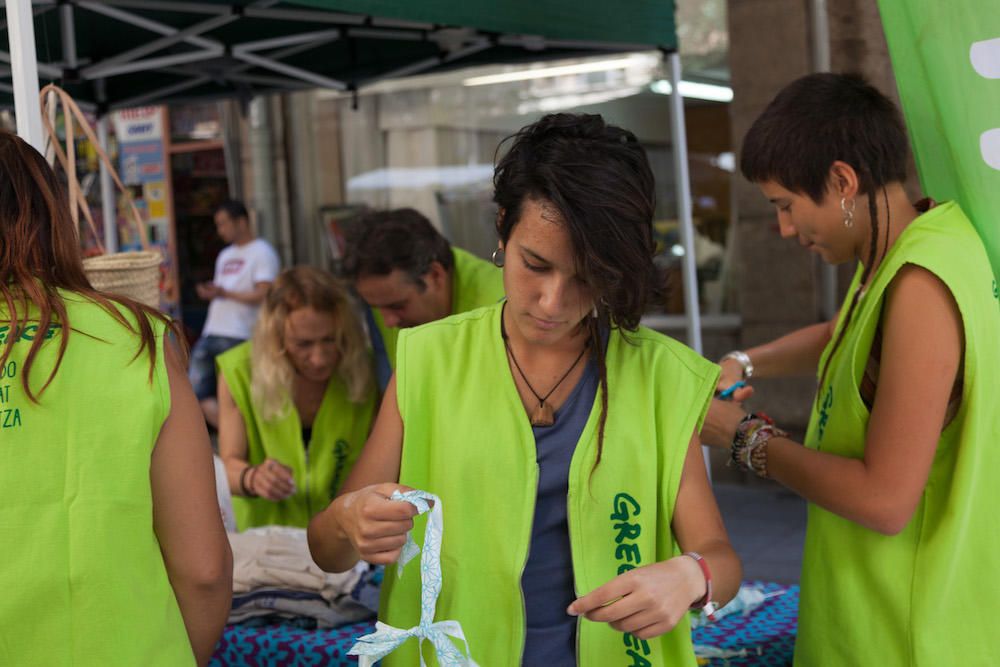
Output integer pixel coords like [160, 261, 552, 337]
[309, 113, 740, 666]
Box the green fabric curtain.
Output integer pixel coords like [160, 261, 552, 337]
[879, 0, 1000, 279]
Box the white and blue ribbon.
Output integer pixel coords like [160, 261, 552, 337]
[348, 490, 477, 667]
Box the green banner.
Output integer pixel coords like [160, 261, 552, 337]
[878, 1, 1000, 279]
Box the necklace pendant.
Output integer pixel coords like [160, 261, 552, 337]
[530, 401, 555, 427]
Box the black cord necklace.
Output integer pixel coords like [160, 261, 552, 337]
[500, 304, 589, 427]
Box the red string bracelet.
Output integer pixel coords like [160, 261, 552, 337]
[683, 551, 717, 621]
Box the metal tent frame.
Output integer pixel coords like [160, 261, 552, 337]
[3, 0, 704, 355]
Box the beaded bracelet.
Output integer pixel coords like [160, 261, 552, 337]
[731, 418, 766, 474]
[730, 413, 787, 478]
[730, 413, 770, 466]
[745, 425, 787, 478]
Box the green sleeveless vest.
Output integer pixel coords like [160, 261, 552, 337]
[798, 202, 1000, 666]
[217, 341, 376, 530]
[373, 246, 504, 372]
[380, 302, 719, 666]
[0, 291, 194, 665]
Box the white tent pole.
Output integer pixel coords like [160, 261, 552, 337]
[667, 50, 711, 476]
[667, 51, 703, 353]
[84, 48, 224, 80]
[80, 13, 236, 79]
[59, 2, 77, 68]
[44, 88, 56, 163]
[97, 116, 117, 253]
[231, 50, 348, 90]
[233, 28, 342, 53]
[810, 0, 839, 321]
[7, 0, 44, 152]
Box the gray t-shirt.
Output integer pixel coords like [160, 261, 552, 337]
[521, 358, 599, 666]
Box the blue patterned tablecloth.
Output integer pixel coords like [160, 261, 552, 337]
[693, 581, 797, 666]
[211, 580, 798, 666]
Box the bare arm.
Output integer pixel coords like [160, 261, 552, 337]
[671, 431, 742, 605]
[747, 319, 835, 377]
[711, 266, 961, 534]
[217, 374, 250, 495]
[706, 320, 835, 445]
[308, 375, 414, 573]
[768, 266, 961, 533]
[217, 374, 294, 501]
[568, 432, 741, 639]
[721, 320, 835, 385]
[152, 340, 233, 666]
[219, 281, 271, 306]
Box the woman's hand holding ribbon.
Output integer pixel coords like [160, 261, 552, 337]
[334, 483, 419, 565]
[566, 556, 705, 640]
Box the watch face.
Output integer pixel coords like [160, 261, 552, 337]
[727, 351, 752, 378]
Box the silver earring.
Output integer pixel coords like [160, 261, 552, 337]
[592, 304, 598, 318]
[841, 197, 856, 228]
[491, 247, 505, 267]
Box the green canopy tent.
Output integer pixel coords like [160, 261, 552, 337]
[2, 0, 705, 355]
[2, 1, 675, 114]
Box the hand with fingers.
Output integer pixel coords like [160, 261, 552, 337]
[249, 458, 296, 501]
[566, 556, 705, 641]
[701, 398, 749, 449]
[333, 483, 420, 565]
[717, 354, 754, 403]
[716, 374, 754, 403]
[195, 282, 221, 301]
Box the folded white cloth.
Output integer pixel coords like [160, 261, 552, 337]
[230, 588, 371, 628]
[228, 525, 377, 626]
[213, 456, 237, 532]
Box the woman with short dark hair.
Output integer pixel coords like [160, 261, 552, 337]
[702, 73, 1000, 665]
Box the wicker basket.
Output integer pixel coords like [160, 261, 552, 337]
[42, 84, 165, 310]
[82, 250, 162, 308]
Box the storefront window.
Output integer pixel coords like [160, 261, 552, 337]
[169, 102, 224, 144]
[331, 41, 735, 318]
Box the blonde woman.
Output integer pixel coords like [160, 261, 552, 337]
[218, 266, 376, 530]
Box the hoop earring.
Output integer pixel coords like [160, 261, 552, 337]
[491, 247, 505, 268]
[841, 197, 856, 228]
[592, 296, 608, 319]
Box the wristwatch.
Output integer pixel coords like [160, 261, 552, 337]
[721, 350, 753, 380]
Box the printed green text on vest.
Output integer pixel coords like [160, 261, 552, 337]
[0, 359, 22, 428]
[0, 323, 61, 344]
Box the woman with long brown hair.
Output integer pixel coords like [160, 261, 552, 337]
[0, 130, 231, 665]
[217, 265, 376, 530]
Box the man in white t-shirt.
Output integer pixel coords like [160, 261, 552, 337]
[189, 200, 280, 428]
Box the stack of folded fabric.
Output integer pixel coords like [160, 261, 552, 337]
[228, 526, 382, 628]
